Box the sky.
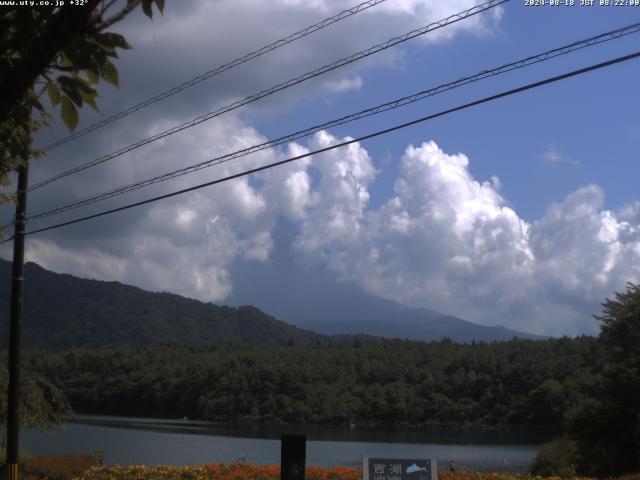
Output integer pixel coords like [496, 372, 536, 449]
[2, 0, 640, 336]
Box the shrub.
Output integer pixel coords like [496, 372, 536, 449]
[23, 453, 95, 480]
[0, 447, 31, 463]
[529, 437, 578, 478]
[74, 464, 362, 480]
[66, 463, 607, 480]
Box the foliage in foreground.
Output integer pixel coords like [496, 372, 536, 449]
[71, 464, 598, 480]
[0, 366, 72, 432]
[569, 283, 640, 477]
[529, 437, 578, 478]
[73, 464, 359, 480]
[12, 457, 640, 480]
[22, 454, 94, 480]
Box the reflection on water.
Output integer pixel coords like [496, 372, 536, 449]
[70, 415, 549, 444]
[22, 415, 545, 472]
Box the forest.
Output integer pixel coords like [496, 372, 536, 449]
[21, 336, 600, 432]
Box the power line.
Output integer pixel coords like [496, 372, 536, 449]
[25, 21, 640, 222]
[29, 0, 507, 192]
[40, 0, 389, 153]
[12, 49, 639, 241]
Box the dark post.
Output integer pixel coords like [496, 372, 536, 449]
[5, 163, 28, 480]
[281, 435, 306, 480]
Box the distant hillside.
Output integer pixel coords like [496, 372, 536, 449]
[0, 260, 330, 350]
[228, 253, 544, 342]
[306, 314, 545, 342]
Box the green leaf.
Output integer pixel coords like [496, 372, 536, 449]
[90, 49, 109, 69]
[60, 87, 83, 107]
[99, 60, 119, 87]
[79, 89, 99, 112]
[61, 43, 83, 66]
[154, 0, 165, 14]
[60, 96, 78, 132]
[94, 32, 133, 50]
[71, 75, 96, 94]
[85, 35, 118, 57]
[57, 76, 83, 107]
[141, 0, 153, 18]
[47, 83, 61, 106]
[85, 67, 99, 85]
[60, 50, 72, 68]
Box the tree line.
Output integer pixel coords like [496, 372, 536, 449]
[22, 336, 600, 432]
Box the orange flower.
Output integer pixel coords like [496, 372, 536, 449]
[70, 462, 608, 480]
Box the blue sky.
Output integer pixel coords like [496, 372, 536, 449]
[246, 3, 640, 220]
[2, 0, 639, 336]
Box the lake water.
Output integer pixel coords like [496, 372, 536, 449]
[22, 415, 544, 473]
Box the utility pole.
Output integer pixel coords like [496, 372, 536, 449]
[5, 163, 28, 480]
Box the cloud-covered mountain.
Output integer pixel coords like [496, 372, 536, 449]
[227, 224, 544, 342]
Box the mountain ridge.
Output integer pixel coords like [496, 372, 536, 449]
[298, 314, 545, 342]
[0, 259, 332, 350]
[0, 258, 543, 349]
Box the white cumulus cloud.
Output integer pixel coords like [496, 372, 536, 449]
[279, 139, 640, 336]
[6, 130, 640, 336]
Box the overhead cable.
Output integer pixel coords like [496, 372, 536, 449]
[41, 0, 389, 152]
[26, 21, 640, 222]
[29, 0, 507, 192]
[13, 49, 640, 240]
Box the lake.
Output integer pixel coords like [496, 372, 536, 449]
[22, 415, 545, 472]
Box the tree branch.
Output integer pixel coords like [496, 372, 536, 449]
[94, 0, 141, 32]
[101, 0, 121, 15]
